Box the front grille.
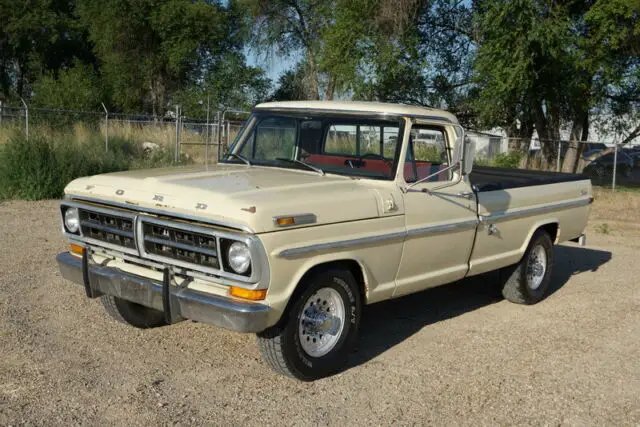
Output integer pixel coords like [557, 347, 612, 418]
[141, 221, 219, 269]
[79, 209, 136, 249]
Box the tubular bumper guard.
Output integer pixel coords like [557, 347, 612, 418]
[56, 252, 270, 333]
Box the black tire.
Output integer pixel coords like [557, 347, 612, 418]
[256, 268, 361, 381]
[101, 295, 166, 329]
[499, 230, 554, 305]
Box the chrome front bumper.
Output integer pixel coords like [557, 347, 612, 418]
[56, 252, 270, 333]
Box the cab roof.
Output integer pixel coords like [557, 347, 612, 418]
[254, 101, 458, 124]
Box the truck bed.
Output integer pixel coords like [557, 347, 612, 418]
[469, 166, 587, 192]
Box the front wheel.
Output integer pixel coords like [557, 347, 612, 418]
[101, 295, 166, 328]
[257, 269, 361, 381]
[499, 230, 554, 305]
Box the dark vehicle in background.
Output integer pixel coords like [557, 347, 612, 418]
[624, 149, 640, 168]
[583, 150, 634, 181]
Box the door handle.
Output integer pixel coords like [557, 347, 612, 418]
[457, 191, 474, 199]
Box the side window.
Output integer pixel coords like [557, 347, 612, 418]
[239, 117, 297, 160]
[360, 125, 381, 156]
[325, 125, 357, 155]
[323, 124, 400, 158]
[404, 126, 450, 183]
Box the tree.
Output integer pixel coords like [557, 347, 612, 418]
[0, 0, 94, 101]
[270, 63, 310, 101]
[31, 62, 102, 110]
[242, 0, 336, 100]
[174, 51, 271, 116]
[77, 0, 241, 116]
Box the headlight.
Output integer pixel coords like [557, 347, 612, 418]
[227, 242, 251, 274]
[64, 207, 80, 233]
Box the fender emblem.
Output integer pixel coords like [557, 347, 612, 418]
[195, 203, 207, 210]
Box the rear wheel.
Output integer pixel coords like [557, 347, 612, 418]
[257, 268, 361, 381]
[499, 230, 554, 305]
[101, 295, 166, 328]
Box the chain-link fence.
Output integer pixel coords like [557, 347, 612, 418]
[0, 100, 249, 166]
[2, 101, 638, 189]
[468, 132, 640, 190]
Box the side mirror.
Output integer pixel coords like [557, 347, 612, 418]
[463, 138, 476, 175]
[451, 125, 464, 166]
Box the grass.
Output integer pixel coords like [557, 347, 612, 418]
[0, 133, 175, 200]
[591, 186, 640, 223]
[595, 223, 611, 234]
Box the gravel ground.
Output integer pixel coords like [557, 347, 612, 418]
[0, 199, 638, 426]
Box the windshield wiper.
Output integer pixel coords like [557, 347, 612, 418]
[226, 152, 251, 166]
[275, 158, 324, 175]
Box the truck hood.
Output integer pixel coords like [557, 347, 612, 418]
[64, 164, 389, 233]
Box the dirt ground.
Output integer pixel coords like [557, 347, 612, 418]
[0, 193, 639, 426]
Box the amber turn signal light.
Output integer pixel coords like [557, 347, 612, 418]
[229, 286, 267, 301]
[69, 243, 84, 256]
[275, 217, 295, 226]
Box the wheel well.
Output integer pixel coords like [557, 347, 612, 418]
[539, 222, 559, 243]
[269, 259, 367, 331]
[298, 260, 367, 300]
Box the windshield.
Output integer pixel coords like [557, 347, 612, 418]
[221, 113, 404, 180]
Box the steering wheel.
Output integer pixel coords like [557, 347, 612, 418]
[360, 153, 393, 168]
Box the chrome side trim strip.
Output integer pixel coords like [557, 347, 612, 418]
[480, 197, 591, 222]
[406, 219, 479, 237]
[278, 231, 407, 258]
[277, 217, 478, 258]
[68, 195, 254, 233]
[277, 198, 590, 259]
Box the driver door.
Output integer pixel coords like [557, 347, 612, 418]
[394, 123, 478, 297]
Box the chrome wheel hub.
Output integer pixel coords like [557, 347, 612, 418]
[298, 287, 345, 357]
[526, 245, 547, 290]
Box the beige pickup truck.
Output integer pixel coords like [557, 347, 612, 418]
[57, 101, 592, 380]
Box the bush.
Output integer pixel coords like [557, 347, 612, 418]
[493, 151, 523, 168]
[0, 135, 173, 200]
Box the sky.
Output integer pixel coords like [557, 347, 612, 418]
[244, 48, 298, 82]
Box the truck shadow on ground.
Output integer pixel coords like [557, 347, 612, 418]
[345, 245, 612, 372]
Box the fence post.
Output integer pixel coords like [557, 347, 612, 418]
[612, 143, 618, 191]
[101, 103, 109, 152]
[205, 96, 210, 167]
[557, 140, 562, 172]
[217, 110, 224, 162]
[226, 120, 230, 155]
[20, 97, 28, 141]
[0, 100, 3, 126]
[174, 105, 180, 163]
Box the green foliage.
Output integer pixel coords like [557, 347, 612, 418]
[474, 152, 523, 169]
[0, 0, 95, 100]
[0, 135, 172, 200]
[595, 223, 611, 234]
[32, 62, 102, 111]
[493, 152, 523, 169]
[175, 51, 271, 116]
[74, 0, 246, 115]
[270, 62, 310, 101]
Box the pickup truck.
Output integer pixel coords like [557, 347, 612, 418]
[56, 101, 592, 380]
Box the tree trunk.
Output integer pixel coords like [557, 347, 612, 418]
[306, 54, 320, 100]
[534, 100, 561, 170]
[325, 74, 336, 100]
[562, 110, 588, 173]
